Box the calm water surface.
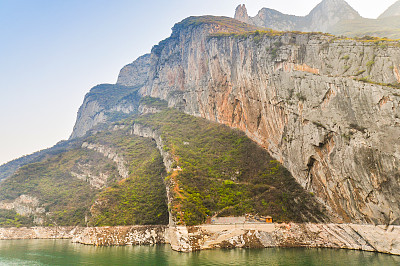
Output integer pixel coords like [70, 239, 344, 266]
[0, 239, 399, 265]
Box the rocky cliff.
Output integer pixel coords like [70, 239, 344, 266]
[2, 224, 399, 255]
[70, 84, 142, 139]
[72, 223, 400, 255]
[2, 13, 400, 256]
[115, 16, 400, 225]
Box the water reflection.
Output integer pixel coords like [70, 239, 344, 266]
[0, 240, 398, 266]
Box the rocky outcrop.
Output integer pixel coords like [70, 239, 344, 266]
[70, 169, 110, 189]
[168, 223, 400, 254]
[234, 0, 361, 33]
[131, 123, 176, 226]
[81, 142, 129, 179]
[3, 223, 398, 255]
[72, 225, 168, 246]
[117, 54, 151, 87]
[0, 195, 45, 224]
[131, 124, 174, 172]
[120, 17, 400, 225]
[70, 100, 107, 139]
[138, 104, 162, 115]
[70, 84, 142, 139]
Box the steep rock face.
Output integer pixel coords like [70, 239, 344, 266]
[70, 84, 142, 139]
[69, 17, 261, 139]
[121, 17, 400, 225]
[234, 4, 251, 24]
[81, 142, 129, 179]
[117, 54, 151, 86]
[234, 0, 361, 33]
[0, 195, 45, 218]
[379, 1, 400, 19]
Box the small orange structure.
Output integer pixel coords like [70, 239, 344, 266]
[265, 216, 273, 223]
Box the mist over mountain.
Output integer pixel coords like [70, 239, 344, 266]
[235, 0, 400, 38]
[379, 0, 400, 19]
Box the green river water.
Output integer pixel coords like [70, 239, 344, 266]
[0, 239, 399, 265]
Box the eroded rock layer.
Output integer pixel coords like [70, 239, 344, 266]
[2, 224, 398, 255]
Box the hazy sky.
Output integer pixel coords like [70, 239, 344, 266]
[0, 0, 397, 165]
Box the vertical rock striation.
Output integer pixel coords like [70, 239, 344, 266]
[114, 17, 400, 225]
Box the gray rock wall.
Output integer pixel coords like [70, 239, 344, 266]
[1, 223, 399, 255]
[117, 54, 151, 87]
[168, 223, 400, 254]
[131, 23, 400, 225]
[72, 225, 168, 246]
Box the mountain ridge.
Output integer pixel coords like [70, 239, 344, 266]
[235, 0, 360, 33]
[0, 15, 399, 255]
[379, 0, 400, 19]
[235, 1, 400, 38]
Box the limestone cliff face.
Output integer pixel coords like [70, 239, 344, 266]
[70, 84, 142, 139]
[167, 223, 400, 254]
[117, 54, 151, 86]
[116, 17, 400, 225]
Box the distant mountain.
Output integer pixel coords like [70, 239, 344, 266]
[235, 0, 400, 39]
[235, 0, 360, 33]
[379, 0, 400, 19]
[331, 15, 400, 39]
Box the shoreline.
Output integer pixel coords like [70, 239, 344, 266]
[0, 223, 399, 255]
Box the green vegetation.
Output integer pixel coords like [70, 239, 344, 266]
[0, 95, 327, 227]
[0, 120, 169, 227]
[355, 76, 400, 89]
[296, 93, 307, 101]
[85, 84, 142, 110]
[140, 96, 168, 109]
[134, 106, 325, 225]
[366, 60, 375, 70]
[0, 210, 34, 227]
[354, 70, 366, 76]
[87, 131, 169, 226]
[0, 148, 112, 226]
[173, 16, 261, 35]
[153, 16, 263, 56]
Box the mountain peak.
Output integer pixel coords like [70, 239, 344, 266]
[379, 0, 400, 19]
[305, 0, 361, 32]
[233, 0, 361, 33]
[234, 4, 250, 24]
[308, 0, 360, 18]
